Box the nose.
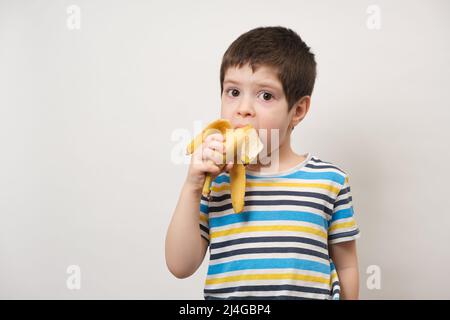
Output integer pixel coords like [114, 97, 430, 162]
[236, 96, 255, 118]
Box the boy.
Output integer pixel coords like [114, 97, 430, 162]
[165, 26, 360, 300]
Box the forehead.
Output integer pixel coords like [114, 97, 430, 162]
[223, 64, 282, 91]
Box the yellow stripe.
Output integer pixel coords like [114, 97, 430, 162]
[211, 181, 340, 195]
[328, 221, 356, 233]
[210, 225, 327, 240]
[199, 214, 208, 223]
[210, 184, 230, 193]
[206, 272, 329, 285]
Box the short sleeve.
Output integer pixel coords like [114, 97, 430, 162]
[328, 175, 361, 245]
[199, 195, 210, 245]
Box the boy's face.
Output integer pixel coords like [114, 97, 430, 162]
[221, 63, 294, 154]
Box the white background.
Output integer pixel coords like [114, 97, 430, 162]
[1, 0, 449, 299]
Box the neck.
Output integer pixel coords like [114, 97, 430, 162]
[246, 133, 303, 174]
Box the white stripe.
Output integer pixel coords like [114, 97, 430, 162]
[309, 158, 345, 171]
[205, 290, 330, 300]
[329, 216, 355, 227]
[335, 192, 351, 202]
[333, 201, 352, 212]
[200, 230, 209, 240]
[200, 221, 209, 229]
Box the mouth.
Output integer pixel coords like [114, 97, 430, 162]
[234, 123, 252, 129]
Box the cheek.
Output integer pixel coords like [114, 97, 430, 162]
[259, 115, 285, 135]
[220, 105, 232, 119]
[220, 97, 235, 119]
[220, 101, 228, 118]
[259, 121, 289, 151]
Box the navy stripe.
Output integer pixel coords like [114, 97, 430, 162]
[332, 289, 340, 296]
[210, 236, 328, 251]
[210, 190, 335, 205]
[205, 284, 331, 295]
[205, 295, 319, 300]
[200, 224, 209, 234]
[201, 234, 209, 243]
[337, 187, 350, 197]
[210, 246, 329, 261]
[209, 193, 231, 202]
[209, 199, 333, 215]
[208, 203, 233, 213]
[305, 163, 346, 175]
[328, 229, 360, 241]
[334, 197, 351, 207]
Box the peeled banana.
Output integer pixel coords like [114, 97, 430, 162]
[186, 119, 264, 213]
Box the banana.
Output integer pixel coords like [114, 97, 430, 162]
[186, 119, 232, 155]
[186, 119, 264, 213]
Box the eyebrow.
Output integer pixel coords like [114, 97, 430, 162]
[223, 79, 282, 91]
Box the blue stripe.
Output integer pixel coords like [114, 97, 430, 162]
[207, 258, 330, 275]
[330, 261, 337, 272]
[331, 208, 354, 221]
[214, 174, 230, 184]
[209, 210, 327, 229]
[200, 203, 209, 214]
[214, 170, 345, 185]
[246, 171, 345, 185]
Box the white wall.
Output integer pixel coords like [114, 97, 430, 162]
[1, 0, 449, 299]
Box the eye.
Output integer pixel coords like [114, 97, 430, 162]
[225, 88, 240, 97]
[258, 91, 274, 101]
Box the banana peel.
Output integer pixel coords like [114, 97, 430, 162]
[186, 119, 264, 213]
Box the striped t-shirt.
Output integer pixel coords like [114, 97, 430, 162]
[199, 153, 360, 300]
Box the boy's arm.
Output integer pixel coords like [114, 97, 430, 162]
[165, 182, 209, 279]
[165, 132, 231, 279]
[329, 240, 359, 299]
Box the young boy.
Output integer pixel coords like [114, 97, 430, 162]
[165, 26, 360, 300]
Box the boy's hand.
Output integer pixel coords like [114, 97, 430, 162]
[185, 133, 233, 193]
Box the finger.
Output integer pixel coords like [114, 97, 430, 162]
[203, 160, 221, 175]
[207, 140, 225, 154]
[191, 141, 207, 165]
[203, 148, 225, 165]
[204, 133, 224, 144]
[224, 161, 234, 172]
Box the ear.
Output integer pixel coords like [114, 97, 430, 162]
[289, 96, 311, 129]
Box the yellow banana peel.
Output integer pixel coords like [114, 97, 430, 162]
[186, 119, 264, 213]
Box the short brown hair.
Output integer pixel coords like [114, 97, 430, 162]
[220, 26, 317, 112]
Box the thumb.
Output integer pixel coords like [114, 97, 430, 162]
[225, 161, 234, 173]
